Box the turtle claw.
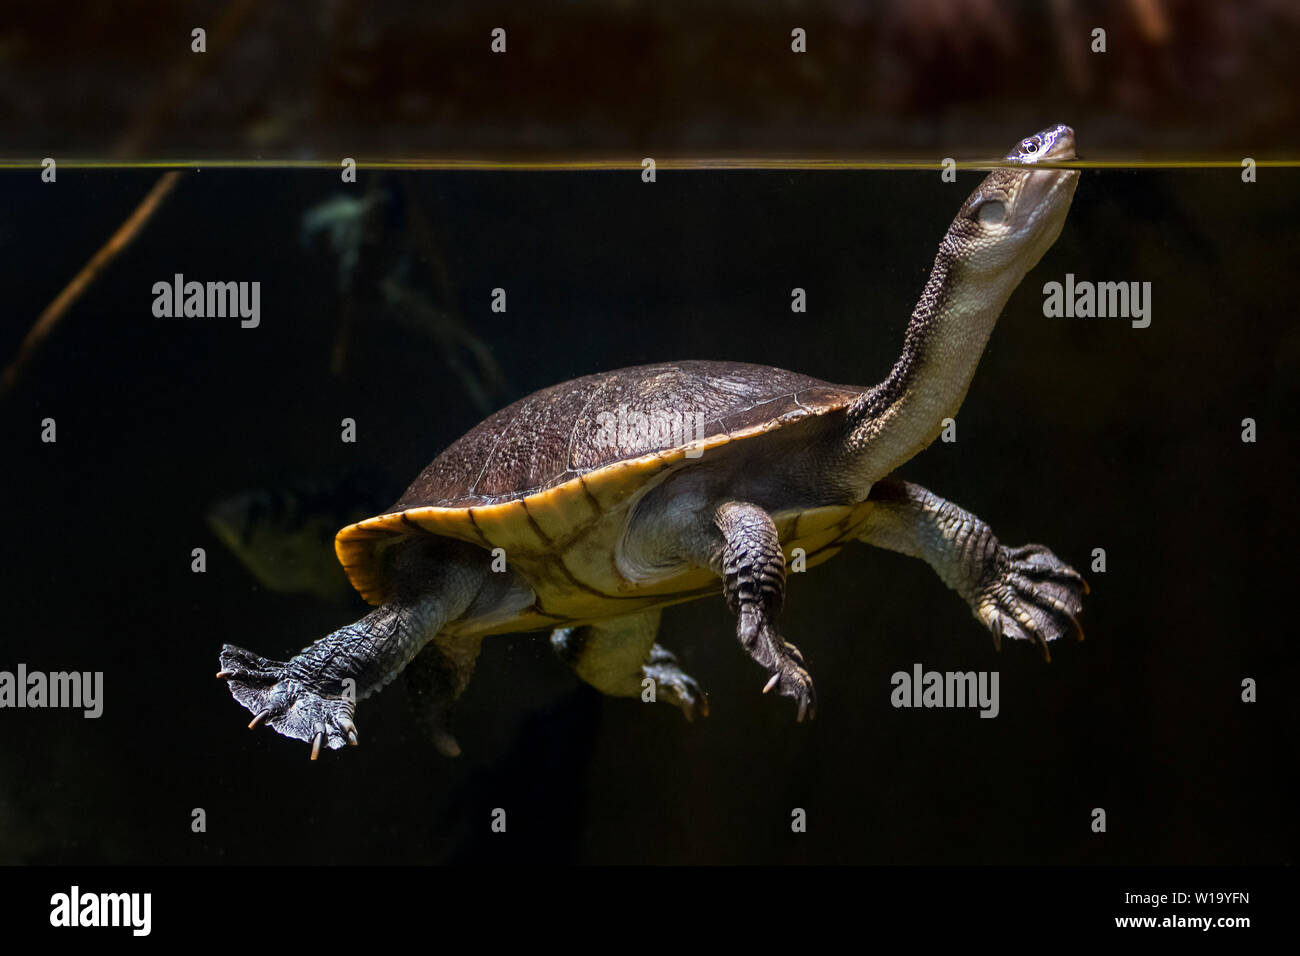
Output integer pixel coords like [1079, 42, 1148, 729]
[976, 544, 1088, 659]
[219, 644, 359, 757]
[796, 695, 814, 723]
[309, 722, 328, 761]
[780, 670, 816, 722]
[763, 641, 817, 722]
[337, 715, 360, 746]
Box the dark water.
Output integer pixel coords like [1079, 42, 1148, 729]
[1, 168, 1295, 864]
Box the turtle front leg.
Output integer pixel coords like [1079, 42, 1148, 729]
[710, 501, 816, 721]
[218, 560, 484, 758]
[858, 478, 1088, 659]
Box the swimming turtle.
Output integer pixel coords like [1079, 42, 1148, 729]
[219, 124, 1087, 758]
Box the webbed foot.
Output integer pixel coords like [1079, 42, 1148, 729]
[644, 644, 710, 720]
[975, 544, 1088, 661]
[218, 644, 359, 759]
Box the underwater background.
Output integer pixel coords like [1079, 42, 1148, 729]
[1, 0, 1296, 865]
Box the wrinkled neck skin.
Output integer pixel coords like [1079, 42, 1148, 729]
[841, 241, 1026, 490]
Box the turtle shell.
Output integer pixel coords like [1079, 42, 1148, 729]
[336, 361, 866, 615]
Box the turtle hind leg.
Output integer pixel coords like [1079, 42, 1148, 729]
[403, 634, 485, 757]
[550, 609, 709, 720]
[218, 556, 485, 759]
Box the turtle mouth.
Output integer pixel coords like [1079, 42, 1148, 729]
[1017, 126, 1079, 217]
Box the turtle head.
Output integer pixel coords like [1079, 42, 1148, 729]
[947, 124, 1079, 282]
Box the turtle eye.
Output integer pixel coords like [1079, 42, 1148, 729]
[975, 199, 1007, 225]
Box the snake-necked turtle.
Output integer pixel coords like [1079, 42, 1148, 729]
[219, 124, 1086, 758]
